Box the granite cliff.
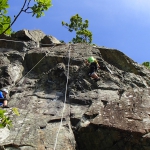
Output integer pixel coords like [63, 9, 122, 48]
[0, 30, 150, 150]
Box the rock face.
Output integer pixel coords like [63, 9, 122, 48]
[0, 30, 150, 150]
[0, 29, 61, 51]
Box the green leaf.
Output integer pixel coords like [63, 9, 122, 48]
[31, 0, 52, 18]
[0, 0, 11, 34]
[0, 124, 5, 128]
[12, 108, 20, 116]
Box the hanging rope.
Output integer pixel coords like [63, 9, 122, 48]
[10, 45, 57, 90]
[0, 38, 71, 146]
[10, 44, 57, 143]
[1, 39, 112, 147]
[53, 44, 71, 150]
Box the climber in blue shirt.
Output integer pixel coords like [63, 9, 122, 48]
[0, 88, 9, 108]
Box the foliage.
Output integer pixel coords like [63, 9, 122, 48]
[0, 109, 12, 129]
[0, 0, 11, 35]
[60, 40, 65, 43]
[62, 14, 92, 43]
[142, 62, 150, 69]
[31, 0, 52, 18]
[12, 107, 20, 116]
[0, 107, 20, 129]
[0, 0, 52, 35]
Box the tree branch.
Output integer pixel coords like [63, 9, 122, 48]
[2, 0, 28, 34]
[22, 6, 32, 13]
[27, 0, 31, 8]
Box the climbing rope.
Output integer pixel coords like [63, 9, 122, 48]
[1, 39, 112, 148]
[7, 44, 57, 143]
[10, 43, 70, 145]
[53, 44, 71, 150]
[0, 38, 71, 147]
[12, 51, 53, 88]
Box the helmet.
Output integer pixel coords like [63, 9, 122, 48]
[1, 88, 8, 94]
[88, 56, 95, 63]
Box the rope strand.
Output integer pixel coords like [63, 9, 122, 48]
[9, 44, 56, 143]
[53, 44, 71, 150]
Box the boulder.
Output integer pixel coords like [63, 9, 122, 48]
[41, 35, 61, 46]
[13, 29, 45, 42]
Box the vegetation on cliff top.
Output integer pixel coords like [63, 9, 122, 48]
[62, 14, 92, 44]
[142, 62, 150, 69]
[0, 0, 52, 35]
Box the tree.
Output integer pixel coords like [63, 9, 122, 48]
[62, 14, 92, 43]
[0, 0, 11, 35]
[0, 0, 52, 35]
[142, 62, 150, 69]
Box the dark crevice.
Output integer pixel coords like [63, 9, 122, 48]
[47, 118, 66, 123]
[71, 123, 146, 150]
[84, 113, 99, 120]
[40, 126, 46, 129]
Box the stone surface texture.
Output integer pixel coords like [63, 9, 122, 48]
[0, 30, 150, 150]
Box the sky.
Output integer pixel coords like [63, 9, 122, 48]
[7, 0, 150, 64]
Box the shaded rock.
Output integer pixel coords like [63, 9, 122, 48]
[0, 34, 28, 51]
[41, 35, 61, 46]
[99, 48, 137, 73]
[73, 88, 150, 150]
